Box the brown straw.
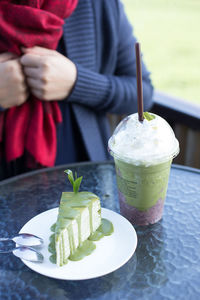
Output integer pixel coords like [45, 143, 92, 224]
[135, 42, 144, 122]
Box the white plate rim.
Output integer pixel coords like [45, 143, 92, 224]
[19, 207, 137, 280]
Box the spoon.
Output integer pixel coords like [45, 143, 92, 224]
[0, 246, 44, 263]
[0, 233, 43, 247]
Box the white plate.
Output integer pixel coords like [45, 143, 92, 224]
[19, 207, 137, 280]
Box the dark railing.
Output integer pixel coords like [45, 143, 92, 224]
[152, 91, 200, 168]
[108, 91, 200, 169]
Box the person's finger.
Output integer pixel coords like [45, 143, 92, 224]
[20, 53, 43, 68]
[31, 88, 43, 99]
[0, 52, 18, 63]
[26, 77, 42, 89]
[23, 66, 40, 79]
[21, 46, 56, 56]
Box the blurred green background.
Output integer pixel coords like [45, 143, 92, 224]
[123, 0, 200, 105]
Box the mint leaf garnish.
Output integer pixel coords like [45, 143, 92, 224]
[73, 177, 83, 193]
[64, 169, 83, 193]
[143, 112, 155, 121]
[65, 169, 74, 186]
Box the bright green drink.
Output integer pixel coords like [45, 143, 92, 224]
[108, 113, 179, 226]
[114, 158, 172, 225]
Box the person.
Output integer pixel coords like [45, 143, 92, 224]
[0, 0, 153, 180]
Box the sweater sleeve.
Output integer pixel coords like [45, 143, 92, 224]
[67, 0, 154, 114]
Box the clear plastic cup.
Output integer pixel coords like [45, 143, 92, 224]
[108, 113, 179, 226]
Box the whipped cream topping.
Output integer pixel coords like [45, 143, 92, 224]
[108, 113, 179, 166]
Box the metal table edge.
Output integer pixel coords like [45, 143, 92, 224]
[0, 161, 199, 186]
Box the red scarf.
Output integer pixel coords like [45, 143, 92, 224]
[0, 0, 78, 168]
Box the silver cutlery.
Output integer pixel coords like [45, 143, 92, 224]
[0, 233, 43, 247]
[0, 246, 44, 263]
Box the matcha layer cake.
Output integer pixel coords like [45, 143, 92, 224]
[54, 171, 101, 266]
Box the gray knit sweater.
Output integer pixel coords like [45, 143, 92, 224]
[56, 0, 154, 164]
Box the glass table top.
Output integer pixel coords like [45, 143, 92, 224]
[0, 161, 200, 300]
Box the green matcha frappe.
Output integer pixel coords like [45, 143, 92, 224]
[108, 112, 179, 226]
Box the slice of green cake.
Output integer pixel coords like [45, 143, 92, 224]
[54, 170, 101, 267]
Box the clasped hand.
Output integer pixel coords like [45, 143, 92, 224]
[0, 47, 77, 109]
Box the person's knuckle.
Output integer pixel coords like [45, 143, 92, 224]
[41, 75, 48, 84]
[5, 63, 15, 74]
[42, 59, 49, 71]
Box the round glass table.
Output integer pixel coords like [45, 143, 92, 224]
[0, 161, 200, 300]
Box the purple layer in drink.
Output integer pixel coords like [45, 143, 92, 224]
[118, 191, 164, 226]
